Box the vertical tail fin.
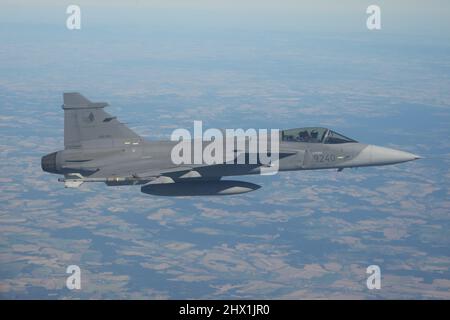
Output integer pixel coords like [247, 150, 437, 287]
[62, 92, 141, 149]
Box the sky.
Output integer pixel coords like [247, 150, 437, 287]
[2, 1, 450, 35]
[0, 1, 449, 299]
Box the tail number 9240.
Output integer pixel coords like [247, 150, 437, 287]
[312, 153, 337, 163]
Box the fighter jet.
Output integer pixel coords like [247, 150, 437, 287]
[41, 93, 421, 196]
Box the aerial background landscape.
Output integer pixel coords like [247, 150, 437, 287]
[1, 0, 449, 298]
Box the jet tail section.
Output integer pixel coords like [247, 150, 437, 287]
[63, 92, 107, 109]
[62, 92, 142, 149]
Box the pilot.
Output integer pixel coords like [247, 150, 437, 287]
[297, 131, 310, 142]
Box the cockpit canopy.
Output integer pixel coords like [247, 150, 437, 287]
[281, 127, 357, 144]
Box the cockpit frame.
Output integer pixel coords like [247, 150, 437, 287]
[281, 127, 357, 144]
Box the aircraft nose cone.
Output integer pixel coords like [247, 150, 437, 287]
[370, 145, 421, 165]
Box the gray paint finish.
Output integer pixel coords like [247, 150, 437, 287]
[41, 93, 420, 196]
